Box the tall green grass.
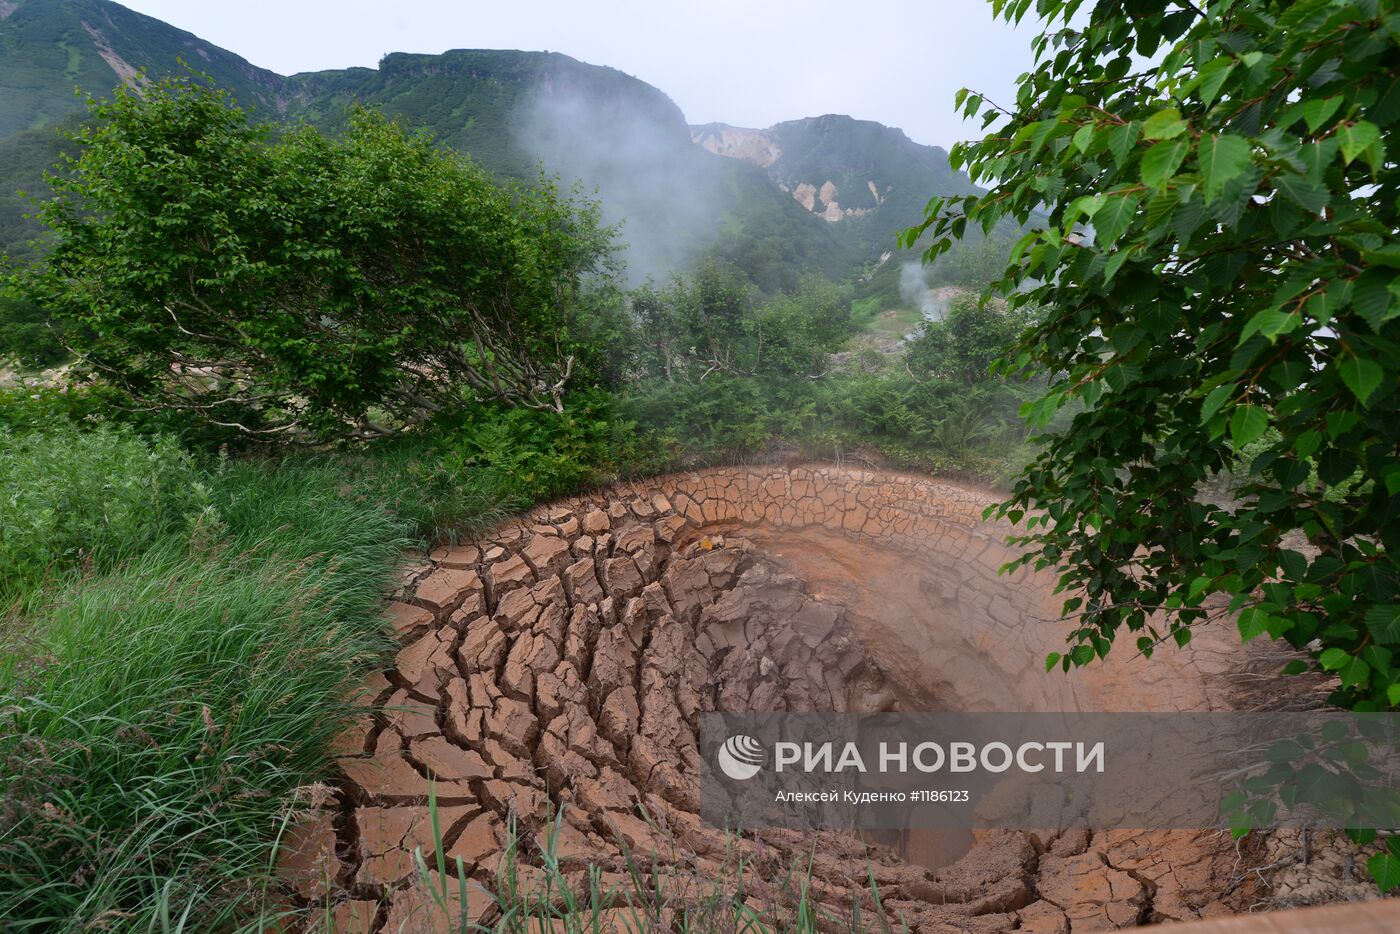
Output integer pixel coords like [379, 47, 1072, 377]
[0, 459, 410, 930]
[0, 425, 213, 605]
[0, 413, 913, 930]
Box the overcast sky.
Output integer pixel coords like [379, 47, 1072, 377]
[115, 0, 1038, 149]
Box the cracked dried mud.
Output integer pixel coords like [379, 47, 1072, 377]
[281, 466, 1332, 932]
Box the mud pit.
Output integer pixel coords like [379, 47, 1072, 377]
[283, 466, 1320, 932]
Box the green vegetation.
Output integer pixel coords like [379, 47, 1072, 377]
[0, 118, 74, 263]
[0, 425, 209, 603]
[356, 394, 670, 544]
[20, 77, 620, 441]
[620, 260, 1036, 481]
[908, 0, 1399, 888]
[0, 0, 283, 139]
[633, 265, 853, 381]
[0, 455, 410, 928]
[0, 286, 66, 368]
[906, 293, 1039, 386]
[286, 50, 680, 180]
[624, 369, 1033, 482]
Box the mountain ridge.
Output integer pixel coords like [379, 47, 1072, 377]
[0, 0, 977, 286]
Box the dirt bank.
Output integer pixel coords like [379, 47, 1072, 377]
[280, 466, 1367, 932]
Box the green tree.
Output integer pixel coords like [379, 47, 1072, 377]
[906, 0, 1399, 883]
[633, 266, 852, 382]
[743, 277, 853, 378]
[907, 293, 1039, 385]
[0, 287, 66, 370]
[928, 235, 1017, 289]
[13, 76, 619, 442]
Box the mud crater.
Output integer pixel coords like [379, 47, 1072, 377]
[282, 466, 1308, 932]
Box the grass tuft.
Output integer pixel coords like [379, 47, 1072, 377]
[0, 460, 410, 930]
[360, 791, 916, 934]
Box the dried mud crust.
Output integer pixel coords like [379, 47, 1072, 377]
[282, 466, 1301, 932]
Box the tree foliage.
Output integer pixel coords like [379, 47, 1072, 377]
[633, 264, 853, 382]
[909, 4, 1398, 699]
[0, 287, 66, 369]
[907, 293, 1040, 385]
[927, 235, 1018, 290]
[906, 0, 1398, 881]
[14, 77, 619, 442]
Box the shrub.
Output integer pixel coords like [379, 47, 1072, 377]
[0, 426, 212, 602]
[435, 393, 668, 504]
[16, 76, 620, 442]
[633, 266, 854, 383]
[333, 393, 669, 546]
[906, 294, 1040, 385]
[0, 385, 119, 433]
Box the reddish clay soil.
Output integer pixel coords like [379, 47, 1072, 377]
[279, 466, 1372, 932]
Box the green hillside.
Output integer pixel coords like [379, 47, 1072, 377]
[0, 0, 282, 138]
[0, 118, 74, 263]
[3, 0, 985, 285]
[285, 50, 686, 178]
[278, 50, 854, 287]
[768, 115, 977, 257]
[694, 115, 981, 263]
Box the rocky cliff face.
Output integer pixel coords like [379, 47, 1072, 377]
[692, 122, 882, 223]
[690, 114, 975, 265]
[691, 122, 782, 168]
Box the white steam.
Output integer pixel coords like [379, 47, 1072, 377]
[516, 73, 726, 285]
[899, 262, 947, 320]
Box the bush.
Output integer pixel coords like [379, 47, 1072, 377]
[623, 373, 784, 463]
[0, 426, 212, 602]
[0, 385, 121, 433]
[621, 369, 1036, 485]
[906, 293, 1040, 385]
[436, 393, 667, 503]
[16, 77, 620, 442]
[331, 393, 669, 546]
[633, 265, 854, 383]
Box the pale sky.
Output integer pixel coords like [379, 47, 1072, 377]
[114, 0, 1038, 149]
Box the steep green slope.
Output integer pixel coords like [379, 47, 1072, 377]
[285, 50, 684, 179]
[0, 118, 74, 263]
[0, 0, 283, 138]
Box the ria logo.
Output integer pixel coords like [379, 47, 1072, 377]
[717, 734, 765, 780]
